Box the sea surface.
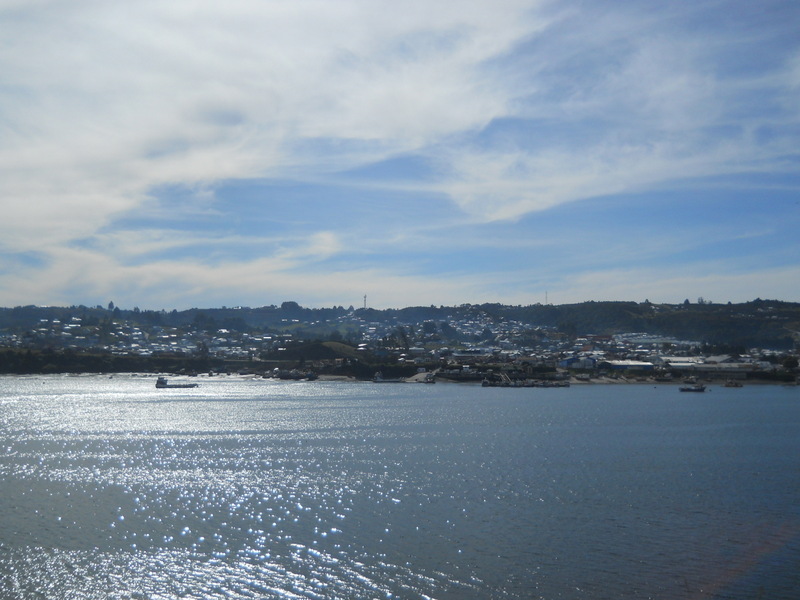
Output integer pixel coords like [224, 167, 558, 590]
[0, 374, 799, 599]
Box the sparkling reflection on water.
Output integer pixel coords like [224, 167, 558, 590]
[1, 374, 799, 599]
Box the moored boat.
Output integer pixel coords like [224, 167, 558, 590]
[679, 384, 706, 392]
[155, 376, 199, 389]
[373, 371, 405, 383]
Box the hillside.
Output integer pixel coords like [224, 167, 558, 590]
[1, 298, 798, 350]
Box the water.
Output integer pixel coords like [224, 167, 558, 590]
[1, 375, 798, 599]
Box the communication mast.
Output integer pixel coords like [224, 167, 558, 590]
[363, 295, 367, 310]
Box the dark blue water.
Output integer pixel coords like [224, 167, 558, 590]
[1, 375, 798, 599]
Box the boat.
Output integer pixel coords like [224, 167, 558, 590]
[274, 369, 318, 381]
[723, 380, 743, 388]
[155, 376, 198, 389]
[679, 384, 706, 392]
[373, 371, 405, 383]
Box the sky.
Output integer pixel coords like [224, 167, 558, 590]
[1, 0, 799, 310]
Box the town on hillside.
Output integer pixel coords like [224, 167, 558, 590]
[0, 300, 798, 382]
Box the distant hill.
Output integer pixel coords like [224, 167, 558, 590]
[473, 299, 800, 349]
[1, 298, 798, 350]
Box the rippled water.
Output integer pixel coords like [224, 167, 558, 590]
[1, 375, 799, 599]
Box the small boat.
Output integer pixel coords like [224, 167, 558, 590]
[679, 384, 706, 392]
[723, 380, 743, 388]
[155, 376, 198, 389]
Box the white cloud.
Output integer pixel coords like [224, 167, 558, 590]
[435, 2, 800, 221]
[275, 231, 343, 263]
[0, 243, 484, 310]
[0, 0, 549, 252]
[438, 141, 724, 222]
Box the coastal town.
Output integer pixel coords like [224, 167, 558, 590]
[1, 301, 798, 384]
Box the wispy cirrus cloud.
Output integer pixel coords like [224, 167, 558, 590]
[432, 2, 800, 222]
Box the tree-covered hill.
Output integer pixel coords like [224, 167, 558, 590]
[484, 299, 800, 349]
[1, 298, 798, 350]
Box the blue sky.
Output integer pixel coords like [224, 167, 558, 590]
[1, 0, 799, 309]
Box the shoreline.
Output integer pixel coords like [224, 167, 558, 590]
[0, 372, 795, 386]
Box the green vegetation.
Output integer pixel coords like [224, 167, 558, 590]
[3, 299, 800, 349]
[0, 348, 221, 375]
[477, 299, 800, 350]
